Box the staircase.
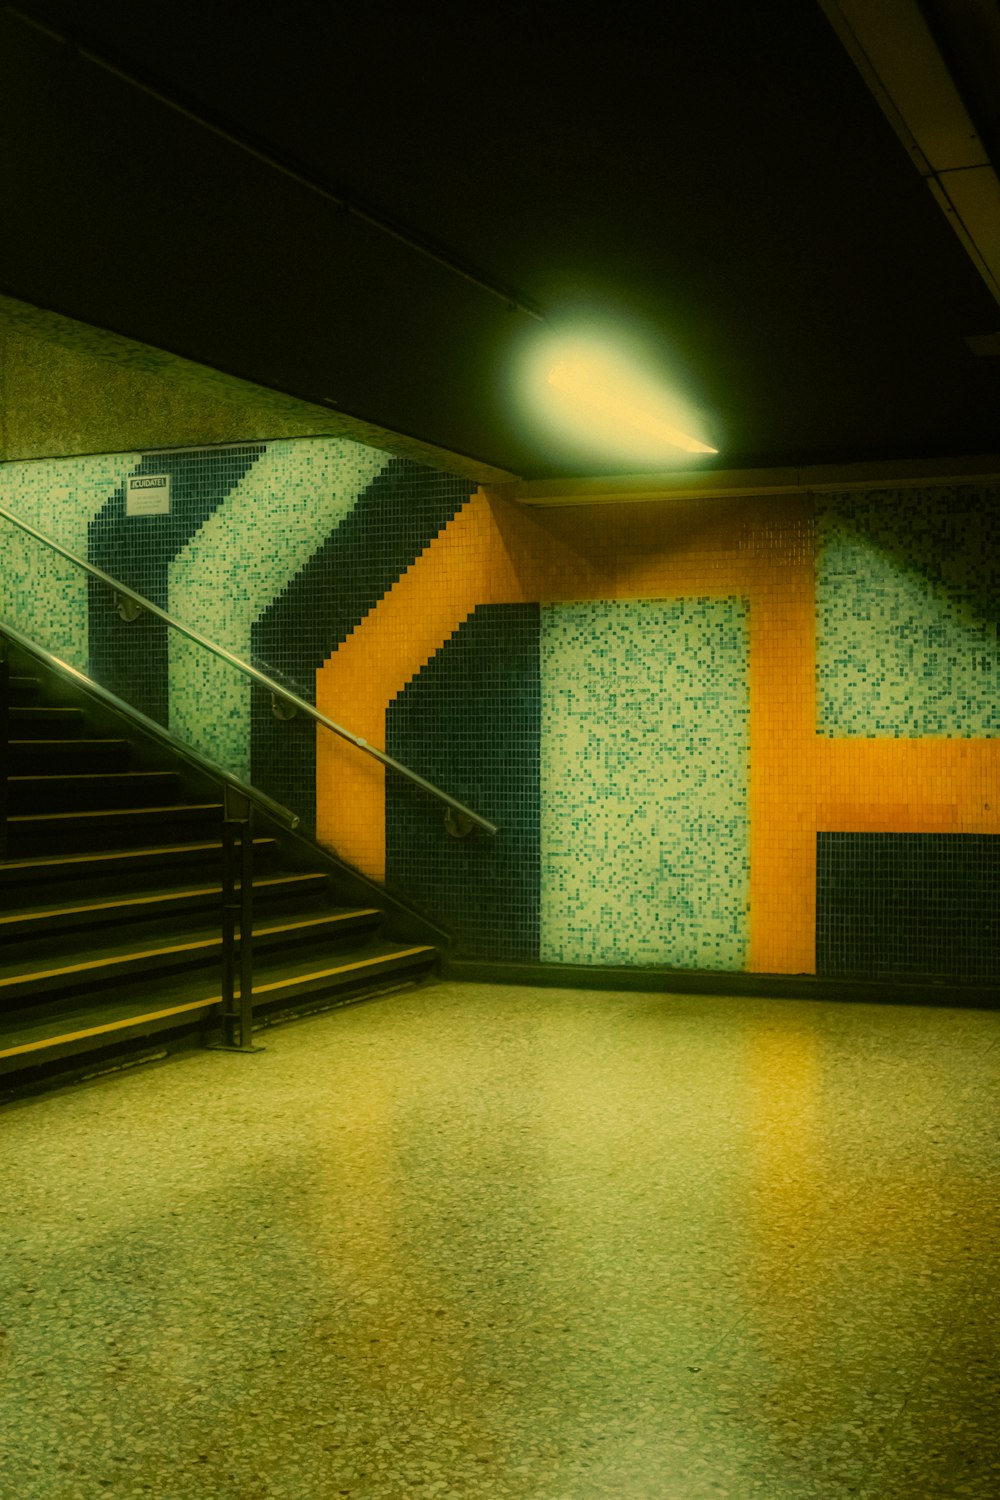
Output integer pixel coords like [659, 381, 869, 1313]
[0, 651, 439, 1099]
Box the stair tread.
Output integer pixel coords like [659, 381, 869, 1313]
[9, 802, 222, 823]
[2, 651, 439, 1088]
[0, 991, 219, 1058]
[8, 708, 84, 728]
[0, 838, 277, 876]
[0, 941, 436, 1063]
[0, 906, 383, 985]
[0, 873, 329, 929]
[9, 738, 129, 748]
[10, 771, 173, 782]
[249, 941, 435, 990]
[10, 705, 82, 714]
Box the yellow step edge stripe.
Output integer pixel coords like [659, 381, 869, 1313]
[0, 912, 385, 984]
[0, 998, 217, 1059]
[0, 947, 436, 1060]
[9, 803, 221, 823]
[10, 772, 173, 782]
[255, 911, 380, 936]
[251, 946, 435, 995]
[0, 874, 327, 926]
[1, 840, 274, 869]
[0, 892, 219, 923]
[0, 937, 220, 987]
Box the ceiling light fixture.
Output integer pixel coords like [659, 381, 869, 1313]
[547, 358, 718, 455]
[516, 331, 718, 465]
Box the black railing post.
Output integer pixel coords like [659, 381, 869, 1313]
[0, 633, 8, 860]
[238, 801, 254, 1039]
[216, 786, 261, 1053]
[220, 802, 237, 1029]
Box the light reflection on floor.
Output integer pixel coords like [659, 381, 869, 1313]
[1, 981, 997, 1498]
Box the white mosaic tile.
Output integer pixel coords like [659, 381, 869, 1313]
[167, 438, 390, 776]
[539, 596, 749, 968]
[816, 487, 1000, 738]
[0, 454, 139, 668]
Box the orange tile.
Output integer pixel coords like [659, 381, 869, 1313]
[315, 486, 998, 973]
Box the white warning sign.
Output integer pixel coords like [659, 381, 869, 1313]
[126, 474, 171, 516]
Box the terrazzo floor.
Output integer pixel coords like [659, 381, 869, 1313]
[1, 980, 998, 1499]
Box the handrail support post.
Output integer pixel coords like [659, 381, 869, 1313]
[0, 633, 8, 861]
[214, 787, 262, 1054]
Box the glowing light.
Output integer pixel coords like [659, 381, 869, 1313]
[546, 358, 718, 455]
[514, 328, 719, 465]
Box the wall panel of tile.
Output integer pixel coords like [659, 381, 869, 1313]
[816, 487, 1000, 738]
[386, 604, 540, 959]
[538, 597, 749, 969]
[3, 443, 997, 985]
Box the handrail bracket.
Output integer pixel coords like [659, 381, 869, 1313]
[270, 693, 297, 722]
[114, 591, 143, 624]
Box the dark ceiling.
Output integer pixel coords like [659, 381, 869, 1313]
[1, 0, 998, 480]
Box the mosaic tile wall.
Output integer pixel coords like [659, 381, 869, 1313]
[816, 487, 1000, 737]
[88, 445, 264, 725]
[817, 833, 1000, 981]
[0, 440, 460, 814]
[317, 481, 997, 981]
[252, 458, 472, 825]
[539, 598, 748, 968]
[168, 439, 389, 777]
[0, 453, 139, 668]
[3, 442, 998, 985]
[386, 605, 540, 959]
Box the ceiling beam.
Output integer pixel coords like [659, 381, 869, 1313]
[505, 454, 1000, 507]
[817, 0, 1000, 309]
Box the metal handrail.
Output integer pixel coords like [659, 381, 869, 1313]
[0, 502, 498, 836]
[0, 617, 299, 831]
[0, 617, 280, 1053]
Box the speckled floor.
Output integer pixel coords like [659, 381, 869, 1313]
[1, 981, 998, 1499]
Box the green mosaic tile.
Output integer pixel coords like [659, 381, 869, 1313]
[539, 596, 749, 968]
[0, 454, 139, 669]
[167, 438, 389, 776]
[816, 487, 1000, 738]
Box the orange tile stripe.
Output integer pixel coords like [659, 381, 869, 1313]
[816, 740, 1000, 834]
[315, 494, 527, 873]
[747, 543, 818, 974]
[316, 489, 998, 975]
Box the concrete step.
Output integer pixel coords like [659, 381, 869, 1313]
[0, 940, 438, 1092]
[8, 705, 85, 737]
[0, 870, 331, 940]
[7, 675, 41, 705]
[0, 837, 279, 892]
[0, 905, 385, 1008]
[7, 737, 132, 773]
[6, 801, 224, 854]
[8, 770, 181, 813]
